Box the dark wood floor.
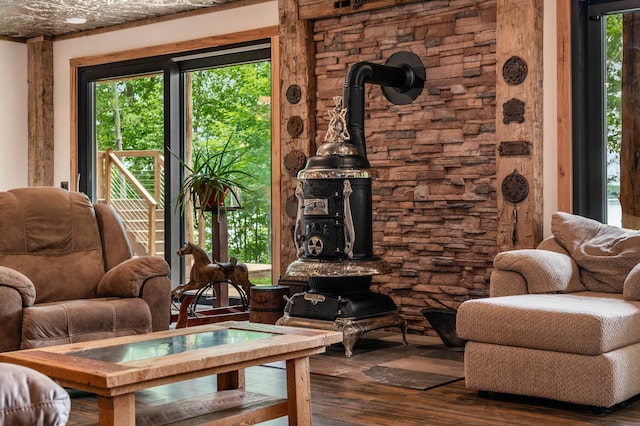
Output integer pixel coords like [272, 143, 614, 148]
[65, 349, 640, 426]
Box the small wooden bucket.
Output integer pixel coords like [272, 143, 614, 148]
[249, 285, 289, 324]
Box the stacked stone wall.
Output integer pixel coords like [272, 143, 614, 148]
[313, 0, 498, 333]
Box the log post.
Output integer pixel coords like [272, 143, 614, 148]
[496, 0, 544, 250]
[278, 0, 316, 277]
[27, 36, 54, 187]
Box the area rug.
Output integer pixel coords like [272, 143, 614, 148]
[268, 332, 465, 391]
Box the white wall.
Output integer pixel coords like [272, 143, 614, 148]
[0, 40, 28, 190]
[52, 0, 278, 189]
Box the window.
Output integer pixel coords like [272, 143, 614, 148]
[77, 40, 274, 285]
[573, 0, 640, 228]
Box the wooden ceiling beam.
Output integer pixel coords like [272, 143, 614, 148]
[299, 0, 423, 21]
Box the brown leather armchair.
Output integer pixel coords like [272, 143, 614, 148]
[0, 187, 171, 352]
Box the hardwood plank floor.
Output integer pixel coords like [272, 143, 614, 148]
[65, 358, 640, 425]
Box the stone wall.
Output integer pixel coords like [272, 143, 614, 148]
[312, 0, 498, 334]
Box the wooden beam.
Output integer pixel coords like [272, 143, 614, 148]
[620, 13, 640, 229]
[299, 0, 424, 20]
[496, 0, 544, 250]
[271, 34, 283, 280]
[27, 36, 54, 187]
[278, 0, 316, 278]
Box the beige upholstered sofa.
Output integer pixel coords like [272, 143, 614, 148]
[457, 212, 640, 410]
[0, 187, 171, 352]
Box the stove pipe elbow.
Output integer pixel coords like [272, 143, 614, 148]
[343, 52, 425, 160]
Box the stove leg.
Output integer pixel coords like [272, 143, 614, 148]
[276, 313, 408, 357]
[400, 318, 408, 345]
[342, 334, 358, 358]
[337, 320, 361, 357]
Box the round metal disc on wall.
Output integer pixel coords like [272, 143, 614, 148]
[285, 194, 298, 219]
[286, 84, 302, 104]
[286, 116, 304, 138]
[501, 170, 529, 204]
[381, 51, 426, 105]
[284, 150, 307, 177]
[502, 56, 528, 85]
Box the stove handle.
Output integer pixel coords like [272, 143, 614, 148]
[293, 181, 305, 257]
[343, 179, 355, 259]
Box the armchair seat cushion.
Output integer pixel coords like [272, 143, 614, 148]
[457, 292, 640, 355]
[21, 298, 152, 349]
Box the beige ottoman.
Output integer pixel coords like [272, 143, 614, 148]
[0, 362, 70, 425]
[457, 292, 640, 409]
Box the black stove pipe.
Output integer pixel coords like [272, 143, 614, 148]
[343, 59, 422, 159]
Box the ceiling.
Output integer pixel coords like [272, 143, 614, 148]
[0, 0, 244, 39]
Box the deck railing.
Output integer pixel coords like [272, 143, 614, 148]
[99, 149, 164, 256]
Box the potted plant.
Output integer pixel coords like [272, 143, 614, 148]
[172, 137, 254, 214]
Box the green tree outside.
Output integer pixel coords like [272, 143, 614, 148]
[606, 14, 622, 196]
[95, 61, 272, 265]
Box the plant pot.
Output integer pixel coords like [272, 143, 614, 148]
[201, 186, 230, 211]
[421, 308, 467, 348]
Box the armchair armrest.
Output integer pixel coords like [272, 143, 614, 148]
[492, 249, 584, 295]
[0, 266, 35, 307]
[97, 257, 170, 298]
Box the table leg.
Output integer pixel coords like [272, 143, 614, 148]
[98, 393, 135, 426]
[286, 357, 311, 426]
[217, 369, 245, 391]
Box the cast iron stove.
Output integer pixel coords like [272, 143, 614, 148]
[277, 51, 425, 357]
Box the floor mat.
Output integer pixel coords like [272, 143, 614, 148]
[268, 332, 465, 391]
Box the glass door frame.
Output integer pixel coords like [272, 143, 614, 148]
[572, 0, 640, 222]
[76, 40, 273, 286]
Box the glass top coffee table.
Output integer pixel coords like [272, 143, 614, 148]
[0, 321, 342, 426]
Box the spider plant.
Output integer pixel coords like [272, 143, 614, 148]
[172, 137, 254, 214]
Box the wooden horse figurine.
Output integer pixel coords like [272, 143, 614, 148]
[173, 242, 253, 300]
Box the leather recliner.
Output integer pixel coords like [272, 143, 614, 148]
[0, 187, 171, 352]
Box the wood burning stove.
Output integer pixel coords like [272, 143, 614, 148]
[277, 52, 425, 357]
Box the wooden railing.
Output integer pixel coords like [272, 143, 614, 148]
[99, 149, 164, 256]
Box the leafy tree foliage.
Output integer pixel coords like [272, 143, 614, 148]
[606, 14, 622, 173]
[95, 61, 272, 264]
[96, 74, 164, 152]
[191, 62, 272, 263]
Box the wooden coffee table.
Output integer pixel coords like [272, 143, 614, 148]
[0, 321, 342, 426]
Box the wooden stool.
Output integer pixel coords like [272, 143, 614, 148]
[249, 285, 289, 324]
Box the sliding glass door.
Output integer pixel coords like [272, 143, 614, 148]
[77, 40, 273, 285]
[574, 0, 640, 229]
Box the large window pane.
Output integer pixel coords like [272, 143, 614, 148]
[185, 61, 272, 283]
[95, 74, 166, 257]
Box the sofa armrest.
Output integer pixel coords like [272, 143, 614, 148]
[97, 257, 170, 298]
[0, 266, 36, 307]
[492, 249, 585, 294]
[623, 263, 640, 300]
[0, 363, 70, 425]
[489, 270, 528, 297]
